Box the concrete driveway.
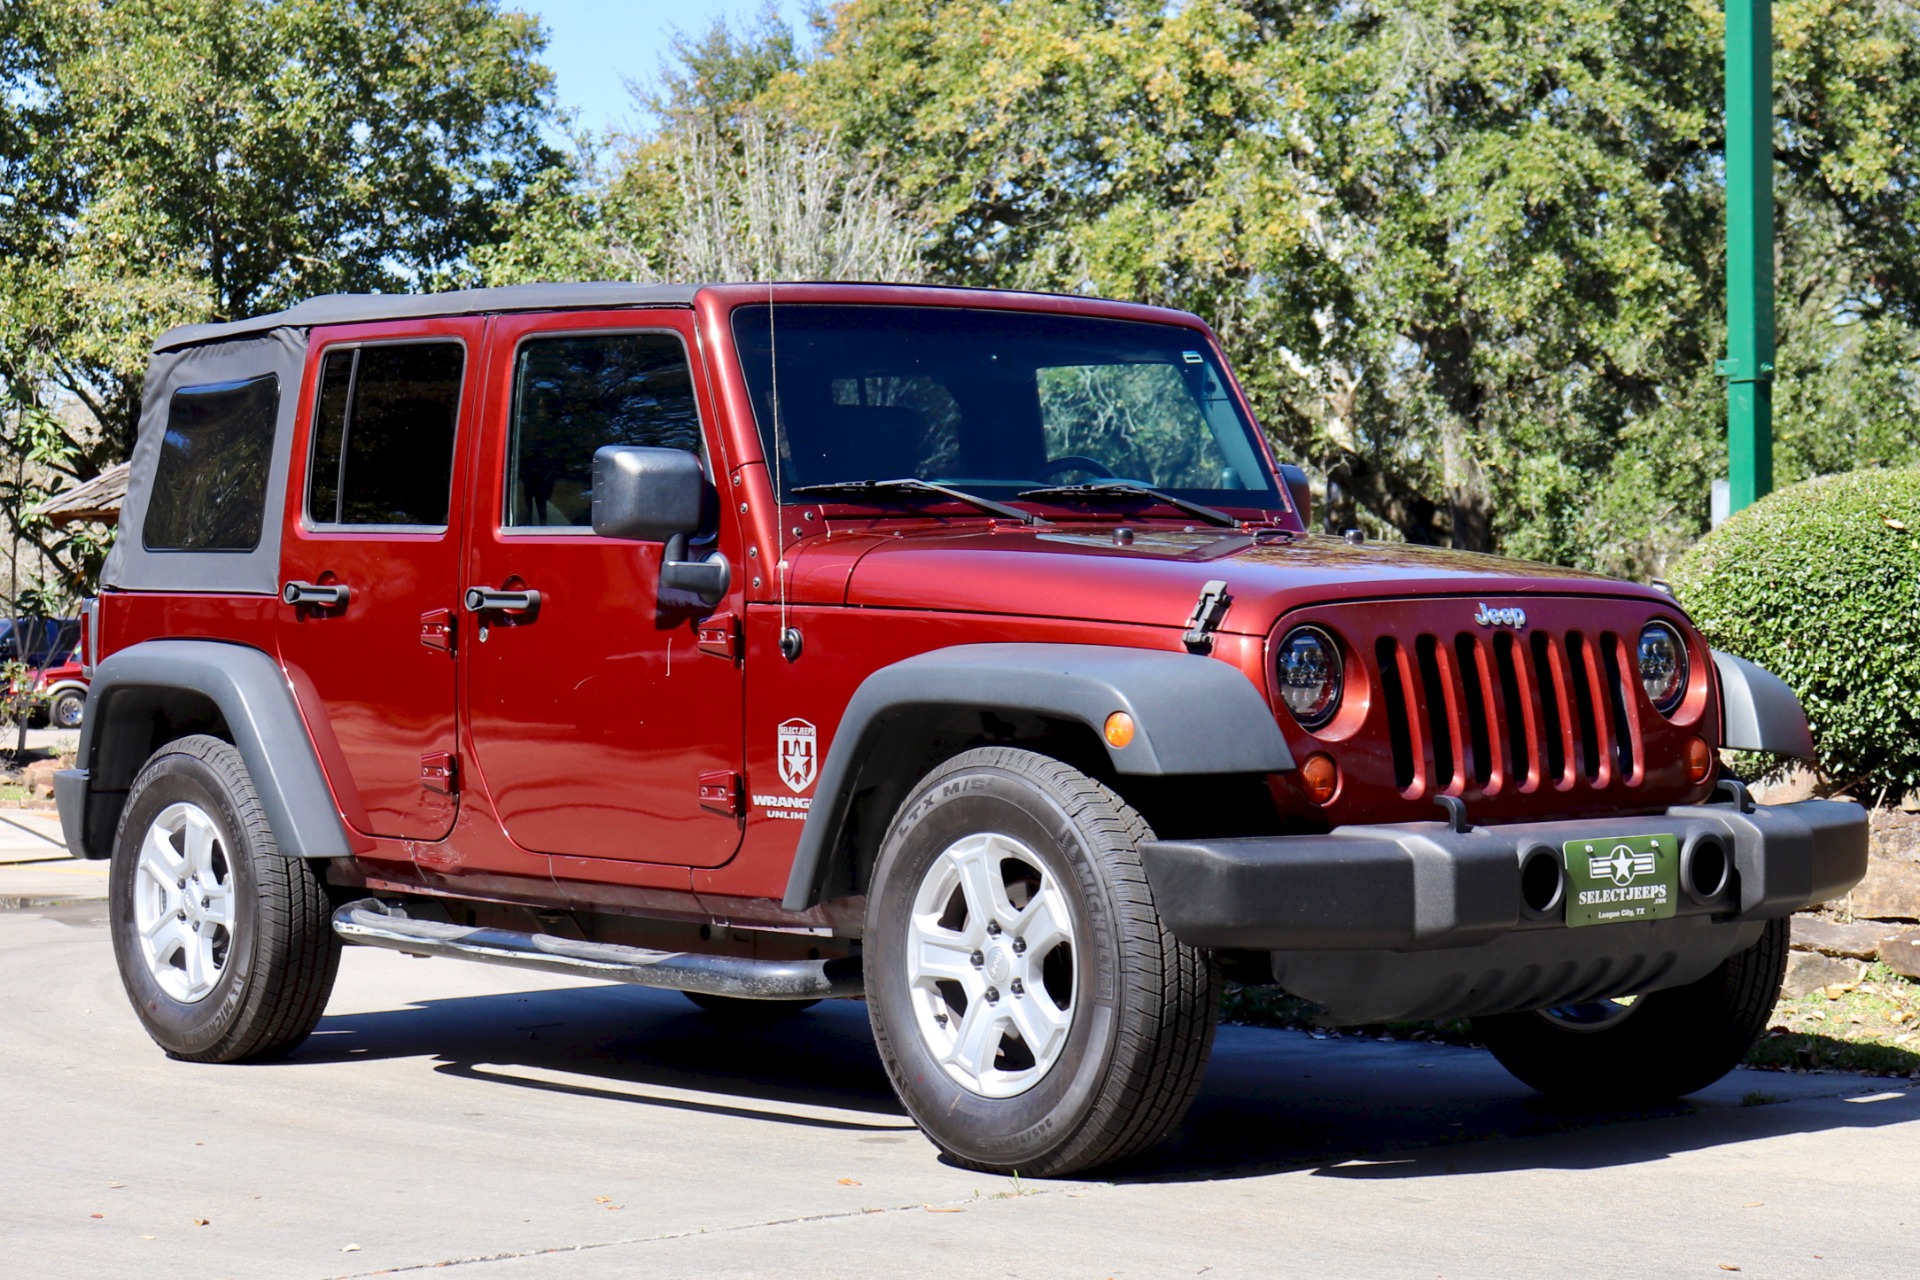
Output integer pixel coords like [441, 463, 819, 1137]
[1, 882, 1916, 1279]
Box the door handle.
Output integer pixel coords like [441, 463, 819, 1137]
[282, 580, 351, 607]
[463, 586, 541, 614]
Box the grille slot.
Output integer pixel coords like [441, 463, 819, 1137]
[1377, 636, 1417, 792]
[1454, 633, 1494, 789]
[1414, 635, 1456, 793]
[1359, 617, 1644, 802]
[1565, 632, 1603, 781]
[1529, 630, 1570, 786]
[1491, 632, 1534, 790]
[1600, 632, 1639, 783]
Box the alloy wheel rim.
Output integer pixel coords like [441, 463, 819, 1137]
[54, 697, 83, 728]
[132, 802, 235, 1004]
[905, 832, 1076, 1099]
[1537, 994, 1641, 1033]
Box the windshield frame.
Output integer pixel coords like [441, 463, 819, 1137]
[723, 300, 1293, 523]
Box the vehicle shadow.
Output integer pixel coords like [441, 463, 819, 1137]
[297, 982, 911, 1131]
[293, 982, 1919, 1182]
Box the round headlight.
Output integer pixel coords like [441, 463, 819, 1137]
[1277, 626, 1343, 728]
[1638, 621, 1687, 714]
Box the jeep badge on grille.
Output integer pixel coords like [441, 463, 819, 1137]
[1473, 603, 1527, 629]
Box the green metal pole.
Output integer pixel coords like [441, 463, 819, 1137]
[1721, 0, 1774, 511]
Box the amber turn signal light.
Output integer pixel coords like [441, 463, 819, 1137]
[1104, 712, 1136, 749]
[1301, 752, 1340, 805]
[1686, 735, 1713, 785]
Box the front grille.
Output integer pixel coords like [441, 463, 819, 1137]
[1374, 626, 1642, 800]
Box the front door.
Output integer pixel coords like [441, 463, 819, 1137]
[278, 320, 479, 840]
[462, 311, 744, 866]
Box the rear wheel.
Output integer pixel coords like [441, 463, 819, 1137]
[864, 747, 1220, 1176]
[108, 735, 340, 1062]
[1472, 916, 1788, 1105]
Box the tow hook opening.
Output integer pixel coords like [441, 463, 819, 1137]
[1681, 834, 1732, 906]
[1518, 844, 1565, 919]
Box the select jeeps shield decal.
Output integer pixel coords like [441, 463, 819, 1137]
[777, 718, 819, 793]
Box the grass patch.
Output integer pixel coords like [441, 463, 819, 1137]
[1221, 962, 1920, 1079]
[1748, 962, 1920, 1077]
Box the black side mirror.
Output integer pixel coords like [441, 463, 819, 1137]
[591, 446, 730, 607]
[1276, 463, 1313, 528]
[591, 446, 704, 542]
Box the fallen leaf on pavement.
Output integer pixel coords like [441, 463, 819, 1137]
[593, 1196, 612, 1204]
[1719, 1266, 1741, 1272]
[89, 1214, 103, 1220]
[837, 1177, 862, 1186]
[342, 1244, 361, 1253]
[1742, 1202, 1762, 1208]
[925, 1206, 965, 1213]
[192, 1218, 209, 1227]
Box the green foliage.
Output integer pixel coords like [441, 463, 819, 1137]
[0, 0, 560, 592]
[1669, 469, 1920, 796]
[737, 0, 1920, 573]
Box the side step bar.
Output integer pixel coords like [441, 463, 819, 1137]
[332, 899, 861, 1001]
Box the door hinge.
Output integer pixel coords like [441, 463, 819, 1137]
[698, 769, 743, 817]
[420, 608, 455, 653]
[1182, 579, 1232, 652]
[696, 612, 742, 662]
[421, 751, 457, 794]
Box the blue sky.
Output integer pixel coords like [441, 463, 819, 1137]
[517, 1, 814, 138]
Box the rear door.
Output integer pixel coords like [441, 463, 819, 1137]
[277, 320, 479, 840]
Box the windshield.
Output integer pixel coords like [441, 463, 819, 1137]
[730, 304, 1281, 509]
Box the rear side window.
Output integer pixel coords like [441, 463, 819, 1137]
[308, 342, 464, 527]
[507, 332, 701, 527]
[143, 374, 278, 552]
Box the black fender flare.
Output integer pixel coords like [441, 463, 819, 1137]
[57, 639, 352, 860]
[1712, 650, 1815, 758]
[780, 643, 1293, 911]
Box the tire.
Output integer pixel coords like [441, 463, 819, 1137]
[50, 689, 85, 729]
[682, 991, 821, 1022]
[108, 735, 341, 1063]
[1472, 916, 1788, 1105]
[864, 747, 1220, 1176]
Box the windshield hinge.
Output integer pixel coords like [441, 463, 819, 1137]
[1182, 580, 1232, 652]
[697, 612, 742, 662]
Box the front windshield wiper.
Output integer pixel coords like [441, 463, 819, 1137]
[791, 478, 1044, 525]
[1016, 481, 1240, 528]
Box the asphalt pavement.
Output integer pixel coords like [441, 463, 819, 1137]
[1, 847, 1916, 1279]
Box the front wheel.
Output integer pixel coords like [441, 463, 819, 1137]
[864, 747, 1220, 1176]
[1471, 917, 1788, 1105]
[108, 735, 341, 1062]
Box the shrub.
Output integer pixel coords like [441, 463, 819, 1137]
[1668, 468, 1920, 798]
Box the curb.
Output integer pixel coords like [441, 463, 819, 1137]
[0, 895, 104, 912]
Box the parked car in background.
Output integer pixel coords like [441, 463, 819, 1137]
[32, 657, 88, 729]
[0, 617, 80, 667]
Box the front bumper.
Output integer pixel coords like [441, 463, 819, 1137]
[1139, 797, 1868, 1023]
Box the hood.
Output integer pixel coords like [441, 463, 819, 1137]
[795, 525, 1666, 634]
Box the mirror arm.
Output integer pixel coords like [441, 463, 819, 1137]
[661, 533, 730, 607]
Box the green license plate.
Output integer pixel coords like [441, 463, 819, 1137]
[1562, 834, 1680, 927]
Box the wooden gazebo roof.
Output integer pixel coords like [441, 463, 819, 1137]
[33, 461, 129, 527]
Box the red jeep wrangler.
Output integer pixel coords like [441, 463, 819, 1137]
[57, 283, 1866, 1175]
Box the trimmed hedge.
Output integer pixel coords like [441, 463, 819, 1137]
[1669, 468, 1920, 798]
